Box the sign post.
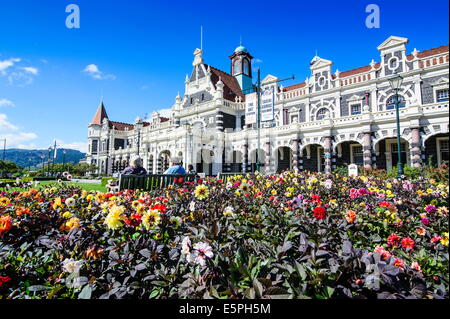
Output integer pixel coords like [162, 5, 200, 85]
[348, 164, 358, 177]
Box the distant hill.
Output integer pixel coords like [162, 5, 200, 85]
[2, 149, 86, 169]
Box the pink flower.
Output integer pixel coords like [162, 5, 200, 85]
[394, 258, 405, 270]
[191, 242, 214, 267]
[425, 205, 436, 214]
[421, 218, 430, 226]
[411, 261, 422, 272]
[374, 246, 391, 260]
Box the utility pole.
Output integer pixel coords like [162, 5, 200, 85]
[1, 138, 5, 161]
[230, 68, 294, 172]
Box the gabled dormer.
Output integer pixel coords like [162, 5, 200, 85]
[310, 56, 333, 92]
[377, 36, 409, 77]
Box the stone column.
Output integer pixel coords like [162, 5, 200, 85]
[291, 139, 300, 170]
[410, 127, 422, 168]
[264, 142, 271, 174]
[363, 132, 373, 170]
[242, 144, 249, 173]
[324, 136, 333, 174]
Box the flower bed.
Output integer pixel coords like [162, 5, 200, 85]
[0, 171, 448, 299]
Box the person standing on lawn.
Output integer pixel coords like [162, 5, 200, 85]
[163, 157, 186, 175]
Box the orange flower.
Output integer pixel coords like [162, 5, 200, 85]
[0, 216, 13, 237]
[345, 210, 357, 223]
[16, 207, 31, 217]
[416, 227, 426, 236]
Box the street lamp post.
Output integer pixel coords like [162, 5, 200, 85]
[135, 117, 144, 156]
[388, 73, 404, 179]
[47, 147, 52, 176]
[63, 150, 67, 173]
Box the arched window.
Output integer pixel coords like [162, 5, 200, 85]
[233, 59, 242, 75]
[316, 108, 329, 120]
[386, 95, 406, 110]
[243, 59, 250, 76]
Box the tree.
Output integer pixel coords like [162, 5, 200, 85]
[0, 160, 22, 177]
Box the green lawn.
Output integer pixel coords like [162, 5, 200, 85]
[1, 181, 107, 193]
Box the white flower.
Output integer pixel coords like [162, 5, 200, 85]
[67, 175, 72, 181]
[189, 201, 196, 212]
[181, 237, 192, 262]
[65, 197, 76, 207]
[191, 242, 213, 267]
[62, 258, 83, 273]
[324, 179, 333, 190]
[226, 182, 233, 189]
[62, 171, 69, 177]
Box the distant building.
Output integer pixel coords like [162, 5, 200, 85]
[87, 36, 449, 175]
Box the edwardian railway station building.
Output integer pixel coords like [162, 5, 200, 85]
[86, 36, 449, 176]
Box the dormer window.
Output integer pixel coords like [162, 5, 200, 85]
[350, 104, 362, 115]
[436, 89, 449, 102]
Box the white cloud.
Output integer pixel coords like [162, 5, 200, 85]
[21, 67, 39, 75]
[0, 58, 21, 74]
[0, 99, 15, 107]
[0, 57, 38, 86]
[0, 113, 18, 132]
[83, 64, 116, 80]
[0, 113, 38, 148]
[58, 141, 88, 153]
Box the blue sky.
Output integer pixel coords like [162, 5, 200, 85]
[0, 0, 448, 152]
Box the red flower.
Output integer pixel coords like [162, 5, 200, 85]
[394, 258, 405, 269]
[0, 276, 11, 287]
[311, 194, 321, 202]
[151, 204, 167, 213]
[313, 206, 326, 220]
[379, 201, 391, 208]
[401, 237, 415, 250]
[387, 233, 401, 247]
[197, 178, 203, 184]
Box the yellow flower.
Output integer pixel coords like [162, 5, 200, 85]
[81, 191, 88, 199]
[426, 189, 433, 194]
[53, 197, 64, 210]
[441, 233, 449, 247]
[194, 185, 209, 200]
[386, 183, 392, 189]
[266, 182, 272, 188]
[86, 194, 94, 202]
[271, 189, 277, 196]
[66, 217, 80, 230]
[104, 205, 125, 230]
[0, 197, 10, 207]
[131, 200, 141, 209]
[142, 209, 161, 230]
[109, 196, 116, 201]
[62, 211, 73, 218]
[95, 192, 106, 202]
[235, 190, 241, 196]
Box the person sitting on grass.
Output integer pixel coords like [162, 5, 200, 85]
[163, 157, 186, 175]
[122, 156, 147, 175]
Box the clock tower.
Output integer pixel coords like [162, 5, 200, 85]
[230, 45, 253, 93]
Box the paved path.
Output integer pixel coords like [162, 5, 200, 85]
[71, 179, 102, 184]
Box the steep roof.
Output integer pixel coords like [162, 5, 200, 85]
[206, 64, 245, 102]
[91, 102, 109, 125]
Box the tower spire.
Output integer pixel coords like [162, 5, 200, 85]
[200, 25, 203, 51]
